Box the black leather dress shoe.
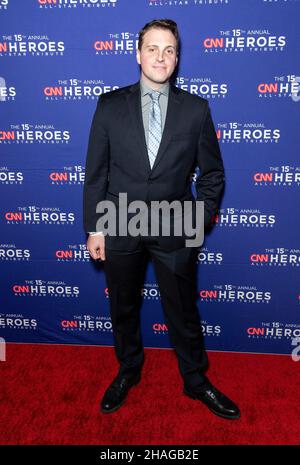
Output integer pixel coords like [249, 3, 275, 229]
[183, 377, 240, 420]
[101, 373, 141, 413]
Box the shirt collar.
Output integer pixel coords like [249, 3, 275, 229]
[140, 78, 169, 97]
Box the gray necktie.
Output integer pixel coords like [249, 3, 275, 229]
[148, 90, 162, 169]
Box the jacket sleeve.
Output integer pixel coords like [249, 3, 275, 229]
[195, 101, 225, 229]
[83, 96, 110, 233]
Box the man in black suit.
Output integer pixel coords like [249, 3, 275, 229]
[83, 19, 240, 419]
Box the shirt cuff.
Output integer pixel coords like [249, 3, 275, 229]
[88, 231, 104, 236]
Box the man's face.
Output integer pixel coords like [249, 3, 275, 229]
[136, 27, 178, 89]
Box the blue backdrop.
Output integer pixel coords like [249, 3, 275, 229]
[1, 0, 300, 356]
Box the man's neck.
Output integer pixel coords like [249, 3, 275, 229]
[140, 76, 169, 91]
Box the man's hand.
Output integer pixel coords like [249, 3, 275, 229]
[87, 234, 106, 261]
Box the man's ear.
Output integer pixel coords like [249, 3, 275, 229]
[136, 49, 141, 65]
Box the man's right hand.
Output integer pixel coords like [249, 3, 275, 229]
[87, 234, 106, 261]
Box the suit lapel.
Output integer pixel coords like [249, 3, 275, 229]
[126, 80, 182, 174]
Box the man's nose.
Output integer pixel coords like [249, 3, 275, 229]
[157, 50, 165, 61]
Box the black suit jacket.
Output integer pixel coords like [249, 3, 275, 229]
[83, 80, 225, 251]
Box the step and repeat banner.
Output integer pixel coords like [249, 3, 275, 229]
[1, 0, 300, 356]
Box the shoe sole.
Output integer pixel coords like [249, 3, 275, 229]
[101, 375, 141, 414]
[183, 389, 241, 420]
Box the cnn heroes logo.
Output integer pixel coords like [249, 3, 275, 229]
[202, 28, 286, 53]
[253, 166, 300, 187]
[55, 243, 92, 262]
[176, 76, 228, 99]
[185, 119, 281, 145]
[214, 208, 276, 229]
[0, 168, 23, 184]
[0, 314, 37, 330]
[0, 34, 64, 56]
[0, 123, 70, 144]
[5, 205, 75, 225]
[12, 279, 79, 298]
[0, 244, 31, 261]
[61, 315, 113, 333]
[0, 166, 85, 186]
[247, 322, 300, 340]
[197, 246, 223, 266]
[250, 248, 300, 268]
[200, 284, 271, 304]
[257, 74, 299, 98]
[93, 31, 138, 55]
[49, 165, 85, 185]
[43, 79, 119, 100]
[217, 122, 280, 144]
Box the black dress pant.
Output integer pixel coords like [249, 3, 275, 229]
[103, 236, 209, 390]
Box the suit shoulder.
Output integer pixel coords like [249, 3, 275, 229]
[177, 86, 208, 107]
[100, 85, 130, 103]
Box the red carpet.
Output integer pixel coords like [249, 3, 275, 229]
[0, 343, 299, 445]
